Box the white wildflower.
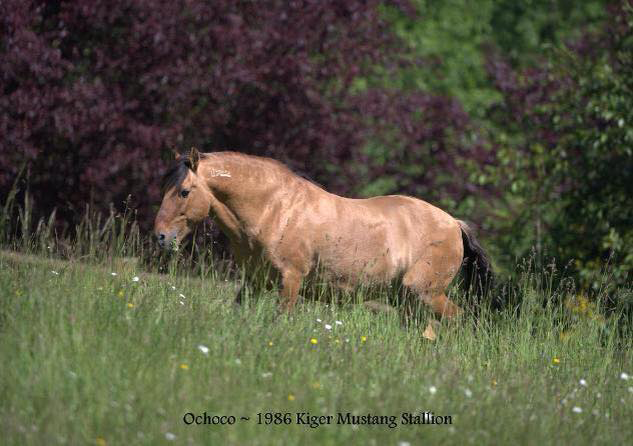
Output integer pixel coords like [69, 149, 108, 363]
[198, 345, 209, 355]
[132, 276, 140, 282]
[398, 442, 411, 446]
[50, 270, 59, 275]
[464, 388, 473, 398]
[262, 372, 273, 378]
[179, 301, 185, 306]
[324, 324, 332, 330]
[316, 318, 322, 323]
[165, 432, 176, 441]
[235, 358, 242, 365]
[171, 286, 176, 290]
[429, 386, 437, 395]
[335, 320, 343, 326]
[579, 379, 587, 387]
[620, 372, 630, 381]
[572, 406, 582, 413]
[179, 293, 186, 299]
[111, 272, 117, 276]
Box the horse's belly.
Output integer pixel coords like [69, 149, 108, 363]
[313, 237, 407, 286]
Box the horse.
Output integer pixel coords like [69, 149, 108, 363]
[154, 148, 492, 337]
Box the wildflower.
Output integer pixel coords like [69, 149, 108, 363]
[117, 290, 124, 298]
[127, 303, 134, 308]
[235, 358, 242, 365]
[334, 339, 340, 344]
[262, 372, 272, 378]
[96, 437, 107, 446]
[335, 320, 343, 326]
[429, 386, 437, 395]
[361, 336, 367, 342]
[310, 338, 318, 345]
[51, 270, 59, 275]
[132, 276, 139, 282]
[620, 372, 630, 381]
[179, 293, 186, 299]
[572, 406, 582, 414]
[491, 379, 498, 387]
[15, 289, 22, 297]
[268, 341, 273, 347]
[398, 442, 411, 446]
[628, 387, 633, 394]
[552, 357, 560, 365]
[111, 272, 117, 276]
[165, 432, 176, 441]
[171, 286, 176, 290]
[198, 345, 209, 355]
[316, 318, 322, 323]
[179, 301, 185, 306]
[180, 363, 189, 370]
[579, 379, 587, 387]
[324, 324, 332, 330]
[288, 394, 295, 401]
[464, 388, 473, 398]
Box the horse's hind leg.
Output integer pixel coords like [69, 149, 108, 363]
[402, 245, 463, 338]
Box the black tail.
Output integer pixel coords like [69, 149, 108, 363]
[458, 220, 494, 299]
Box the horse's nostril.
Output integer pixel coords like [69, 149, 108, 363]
[158, 233, 165, 241]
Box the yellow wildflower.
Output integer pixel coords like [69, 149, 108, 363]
[127, 303, 134, 308]
[180, 363, 189, 370]
[268, 341, 273, 347]
[552, 357, 560, 365]
[310, 338, 318, 345]
[96, 438, 107, 446]
[288, 394, 295, 401]
[361, 336, 367, 343]
[117, 290, 124, 298]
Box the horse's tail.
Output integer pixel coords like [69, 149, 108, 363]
[457, 220, 493, 298]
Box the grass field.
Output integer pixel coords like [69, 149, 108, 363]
[1, 242, 631, 446]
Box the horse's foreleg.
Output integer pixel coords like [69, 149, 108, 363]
[280, 269, 303, 312]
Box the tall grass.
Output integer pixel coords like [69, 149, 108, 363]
[0, 187, 631, 445]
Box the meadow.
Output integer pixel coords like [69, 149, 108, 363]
[0, 205, 631, 446]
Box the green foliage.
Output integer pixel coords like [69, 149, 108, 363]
[383, 0, 607, 117]
[486, 5, 633, 288]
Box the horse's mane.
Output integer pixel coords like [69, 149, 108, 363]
[160, 152, 209, 193]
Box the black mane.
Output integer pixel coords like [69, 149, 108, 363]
[160, 154, 204, 193]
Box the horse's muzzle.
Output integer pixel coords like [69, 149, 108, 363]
[155, 229, 177, 249]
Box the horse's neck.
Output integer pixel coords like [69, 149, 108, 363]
[200, 154, 285, 238]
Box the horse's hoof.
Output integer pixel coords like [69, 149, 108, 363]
[422, 320, 441, 341]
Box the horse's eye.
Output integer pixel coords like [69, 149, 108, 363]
[180, 189, 190, 198]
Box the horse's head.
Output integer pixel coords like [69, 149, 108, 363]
[154, 147, 211, 250]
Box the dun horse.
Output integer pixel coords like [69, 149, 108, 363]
[154, 149, 492, 336]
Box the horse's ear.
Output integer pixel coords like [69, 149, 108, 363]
[189, 147, 200, 172]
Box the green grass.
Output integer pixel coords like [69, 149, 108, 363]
[1, 248, 631, 446]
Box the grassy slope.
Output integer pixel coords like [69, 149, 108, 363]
[0, 251, 631, 446]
